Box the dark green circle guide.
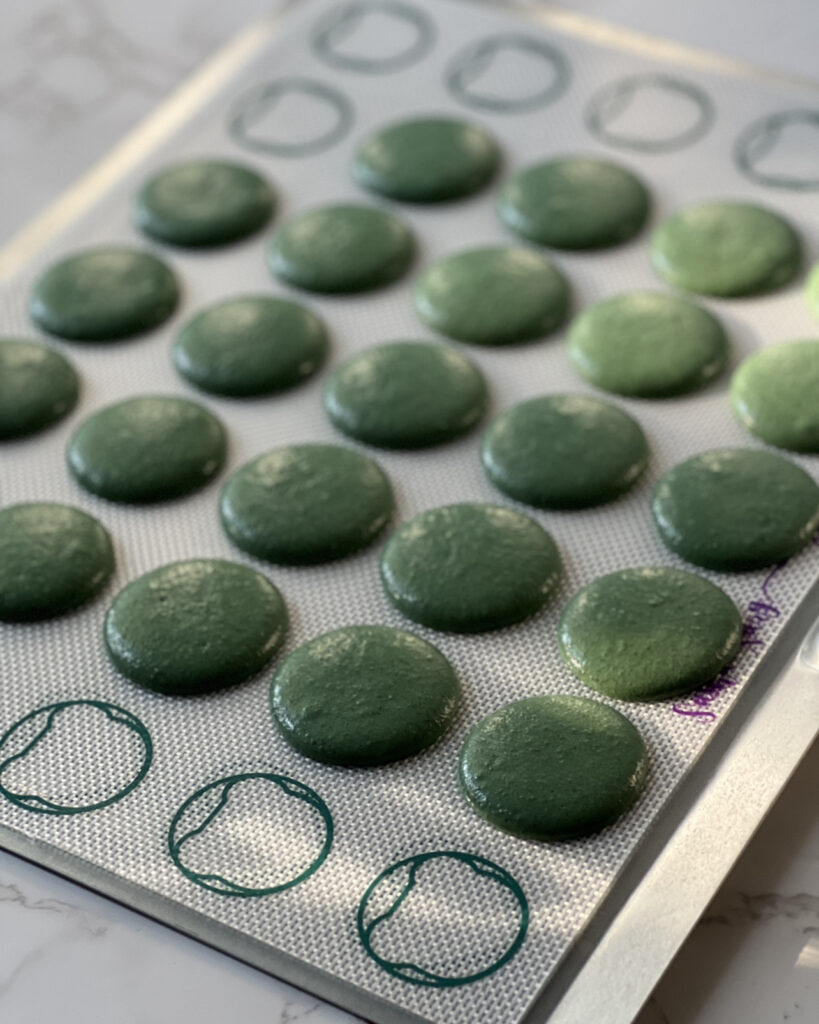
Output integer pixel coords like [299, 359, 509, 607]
[357, 850, 528, 987]
[311, 1, 434, 74]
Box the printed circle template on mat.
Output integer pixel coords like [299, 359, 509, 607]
[650, 201, 802, 297]
[133, 159, 275, 247]
[0, 339, 79, 440]
[652, 448, 819, 571]
[67, 396, 226, 504]
[104, 559, 288, 696]
[173, 296, 329, 397]
[29, 247, 179, 342]
[380, 502, 562, 633]
[324, 340, 488, 449]
[459, 694, 649, 840]
[731, 340, 819, 453]
[353, 116, 500, 202]
[481, 393, 649, 509]
[497, 157, 649, 250]
[558, 567, 743, 702]
[734, 109, 819, 192]
[220, 444, 394, 564]
[567, 291, 729, 398]
[414, 246, 570, 345]
[311, 1, 434, 74]
[268, 203, 414, 293]
[0, 503, 114, 622]
[271, 625, 460, 766]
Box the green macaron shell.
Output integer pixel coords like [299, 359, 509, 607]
[352, 116, 500, 202]
[133, 159, 274, 247]
[731, 340, 819, 453]
[459, 694, 649, 840]
[0, 339, 79, 439]
[271, 625, 460, 766]
[650, 201, 802, 298]
[414, 246, 570, 346]
[497, 157, 649, 250]
[324, 340, 488, 449]
[380, 502, 563, 633]
[568, 292, 729, 398]
[652, 448, 819, 572]
[481, 394, 649, 509]
[0, 503, 114, 621]
[29, 247, 179, 342]
[220, 443, 394, 565]
[67, 396, 227, 504]
[104, 559, 287, 695]
[173, 296, 329, 397]
[558, 567, 743, 702]
[268, 203, 414, 294]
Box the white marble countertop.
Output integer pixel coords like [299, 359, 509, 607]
[1, 3, 818, 1023]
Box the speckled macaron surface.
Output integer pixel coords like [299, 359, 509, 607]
[324, 340, 488, 449]
[133, 159, 275, 247]
[352, 116, 500, 202]
[67, 396, 226, 504]
[731, 340, 819, 453]
[271, 625, 460, 766]
[380, 502, 562, 633]
[559, 567, 743, 702]
[459, 695, 649, 840]
[652, 448, 819, 571]
[173, 296, 329, 397]
[29, 247, 179, 342]
[220, 444, 393, 564]
[104, 559, 287, 695]
[0, 339, 79, 440]
[0, 503, 114, 621]
[268, 203, 414, 293]
[568, 292, 729, 397]
[497, 157, 649, 250]
[481, 394, 648, 509]
[414, 246, 570, 345]
[650, 201, 801, 297]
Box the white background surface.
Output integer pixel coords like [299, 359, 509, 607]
[1, 2, 818, 1023]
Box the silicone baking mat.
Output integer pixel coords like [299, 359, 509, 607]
[1, 2, 818, 1023]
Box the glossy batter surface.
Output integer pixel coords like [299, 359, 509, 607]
[0, 339, 79, 439]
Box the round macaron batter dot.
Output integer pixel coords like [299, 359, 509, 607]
[268, 203, 414, 294]
[459, 694, 649, 840]
[352, 116, 500, 202]
[67, 395, 226, 504]
[650, 201, 801, 298]
[731, 339, 819, 453]
[29, 247, 179, 342]
[497, 157, 649, 250]
[567, 291, 729, 398]
[414, 246, 570, 346]
[104, 559, 287, 695]
[380, 502, 563, 633]
[324, 340, 488, 449]
[558, 567, 743, 702]
[220, 443, 394, 565]
[173, 296, 329, 397]
[0, 339, 79, 440]
[481, 393, 648, 509]
[0, 503, 114, 622]
[652, 448, 819, 572]
[271, 625, 460, 766]
[133, 159, 275, 247]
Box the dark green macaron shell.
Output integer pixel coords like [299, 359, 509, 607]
[0, 339, 79, 439]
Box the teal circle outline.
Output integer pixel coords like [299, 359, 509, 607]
[585, 72, 714, 153]
[312, 1, 435, 74]
[0, 699, 153, 816]
[228, 77, 354, 158]
[445, 33, 570, 114]
[168, 772, 334, 897]
[357, 849, 529, 987]
[734, 109, 819, 191]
